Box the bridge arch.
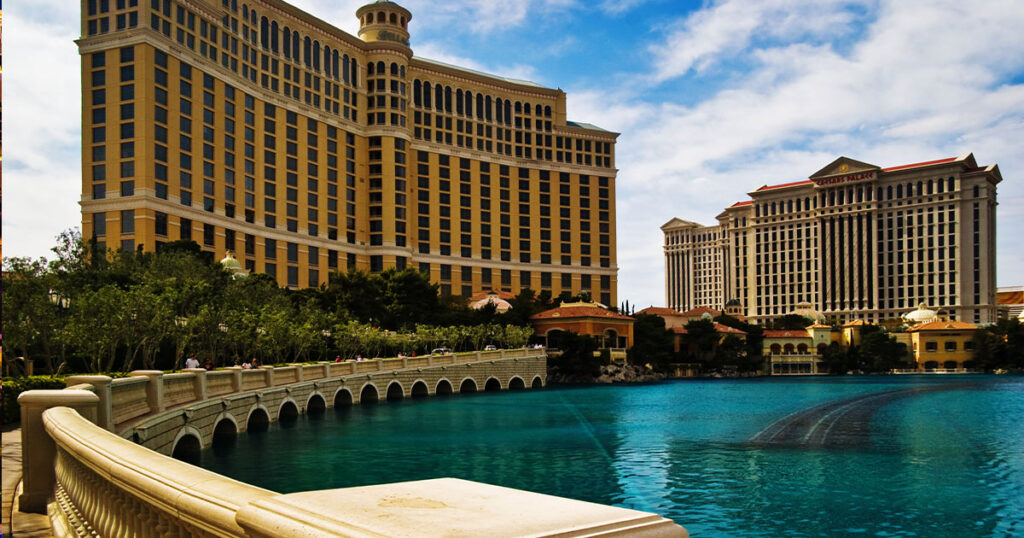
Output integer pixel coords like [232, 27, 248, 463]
[212, 413, 238, 441]
[508, 376, 526, 390]
[246, 405, 270, 432]
[459, 377, 478, 393]
[171, 426, 203, 464]
[531, 375, 544, 389]
[306, 392, 326, 415]
[359, 383, 380, 404]
[278, 399, 299, 423]
[333, 387, 353, 407]
[484, 377, 502, 392]
[435, 378, 453, 395]
[386, 381, 405, 401]
[411, 380, 429, 398]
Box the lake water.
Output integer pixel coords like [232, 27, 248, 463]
[200, 375, 1024, 537]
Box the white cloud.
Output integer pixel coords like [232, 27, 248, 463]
[412, 41, 541, 84]
[582, 0, 1024, 306]
[4, 8, 87, 260]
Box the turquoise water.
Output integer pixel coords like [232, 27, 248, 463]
[200, 376, 1024, 536]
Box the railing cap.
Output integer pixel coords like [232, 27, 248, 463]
[18, 389, 100, 406]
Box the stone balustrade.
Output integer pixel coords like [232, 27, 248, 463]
[16, 349, 688, 537]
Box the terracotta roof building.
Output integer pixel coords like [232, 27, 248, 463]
[530, 301, 634, 350]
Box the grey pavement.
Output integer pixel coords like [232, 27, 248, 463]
[2, 424, 53, 537]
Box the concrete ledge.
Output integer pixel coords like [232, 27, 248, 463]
[236, 478, 687, 537]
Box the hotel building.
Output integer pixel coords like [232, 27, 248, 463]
[78, 0, 619, 304]
[663, 154, 1001, 324]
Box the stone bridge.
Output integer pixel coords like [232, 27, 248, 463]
[66, 349, 547, 460]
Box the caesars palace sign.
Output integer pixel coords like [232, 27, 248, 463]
[812, 171, 877, 187]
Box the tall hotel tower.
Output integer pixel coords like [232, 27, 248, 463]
[79, 0, 619, 304]
[663, 155, 1001, 324]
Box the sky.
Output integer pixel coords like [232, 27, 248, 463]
[4, 0, 1024, 310]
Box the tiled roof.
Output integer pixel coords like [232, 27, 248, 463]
[672, 322, 746, 335]
[679, 306, 722, 317]
[756, 180, 814, 192]
[807, 323, 833, 329]
[467, 289, 516, 302]
[881, 157, 957, 172]
[842, 319, 870, 327]
[730, 200, 753, 207]
[531, 304, 634, 321]
[762, 330, 811, 339]
[906, 320, 980, 332]
[636, 306, 684, 316]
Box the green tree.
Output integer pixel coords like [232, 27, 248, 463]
[771, 314, 814, 330]
[857, 327, 909, 372]
[629, 313, 674, 370]
[682, 319, 719, 363]
[712, 335, 749, 371]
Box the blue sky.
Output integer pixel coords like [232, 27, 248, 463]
[5, 0, 1024, 310]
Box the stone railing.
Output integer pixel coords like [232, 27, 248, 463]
[16, 349, 689, 537]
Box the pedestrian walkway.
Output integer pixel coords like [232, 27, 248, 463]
[2, 424, 53, 537]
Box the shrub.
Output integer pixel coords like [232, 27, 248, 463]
[2, 376, 67, 424]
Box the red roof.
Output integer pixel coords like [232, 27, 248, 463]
[906, 320, 980, 332]
[679, 306, 722, 318]
[882, 157, 957, 172]
[531, 304, 634, 321]
[756, 180, 813, 192]
[763, 330, 811, 339]
[636, 306, 684, 317]
[729, 200, 752, 207]
[672, 322, 747, 335]
[468, 289, 516, 301]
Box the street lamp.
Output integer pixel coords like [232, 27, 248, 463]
[48, 289, 70, 309]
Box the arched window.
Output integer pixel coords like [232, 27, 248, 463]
[535, 103, 542, 116]
[303, 37, 311, 67]
[400, 65, 405, 78]
[927, 179, 934, 194]
[817, 343, 827, 354]
[242, 5, 248, 18]
[423, 82, 432, 108]
[485, 97, 492, 121]
[260, 17, 269, 49]
[887, 185, 893, 199]
[413, 80, 422, 106]
[324, 46, 332, 77]
[495, 98, 503, 123]
[947, 177, 955, 191]
[787, 200, 793, 213]
[377, 11, 385, 21]
[770, 344, 782, 355]
[435, 84, 443, 110]
[283, 27, 291, 58]
[270, 21, 279, 53]
[390, 62, 399, 76]
[544, 105, 551, 117]
[292, 32, 300, 62]
[797, 343, 808, 354]
[376, 60, 385, 74]
[504, 100, 512, 124]
[456, 89, 463, 114]
[515, 101, 522, 114]
[350, 59, 357, 86]
[332, 50, 339, 80]
[343, 54, 350, 83]
[783, 344, 795, 354]
[465, 91, 473, 116]
[444, 86, 452, 112]
[367, 62, 375, 75]
[896, 184, 903, 198]
[313, 41, 321, 71]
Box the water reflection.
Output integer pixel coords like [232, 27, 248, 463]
[200, 376, 1024, 537]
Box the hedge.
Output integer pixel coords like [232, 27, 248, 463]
[2, 376, 68, 424]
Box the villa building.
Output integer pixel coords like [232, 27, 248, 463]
[530, 301, 634, 362]
[663, 154, 1001, 325]
[78, 0, 619, 304]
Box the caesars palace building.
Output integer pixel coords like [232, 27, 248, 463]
[663, 154, 1002, 324]
[78, 0, 620, 304]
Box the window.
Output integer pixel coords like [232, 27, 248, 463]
[120, 210, 135, 234]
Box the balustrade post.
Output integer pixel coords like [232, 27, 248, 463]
[228, 366, 243, 392]
[17, 390, 100, 513]
[402, 357, 409, 368]
[64, 375, 113, 431]
[264, 367, 275, 387]
[476, 351, 482, 362]
[130, 370, 165, 414]
[184, 368, 208, 401]
[293, 364, 304, 383]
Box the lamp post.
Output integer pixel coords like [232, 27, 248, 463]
[47, 289, 71, 374]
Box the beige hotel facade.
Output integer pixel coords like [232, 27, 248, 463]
[663, 154, 1001, 324]
[78, 0, 619, 304]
